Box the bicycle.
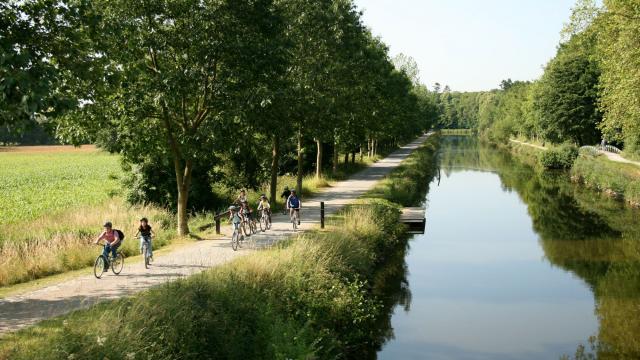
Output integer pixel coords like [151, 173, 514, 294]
[241, 212, 257, 236]
[290, 209, 300, 230]
[231, 223, 244, 251]
[141, 237, 152, 269]
[94, 243, 125, 279]
[259, 208, 271, 232]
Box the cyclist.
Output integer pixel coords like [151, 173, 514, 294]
[94, 221, 121, 269]
[257, 194, 271, 223]
[135, 217, 155, 262]
[236, 189, 248, 205]
[287, 189, 301, 225]
[229, 205, 242, 233]
[280, 186, 291, 213]
[240, 200, 254, 224]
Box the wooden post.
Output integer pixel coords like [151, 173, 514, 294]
[215, 212, 221, 234]
[320, 201, 325, 229]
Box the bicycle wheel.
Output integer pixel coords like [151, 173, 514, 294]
[250, 220, 257, 234]
[266, 214, 271, 230]
[143, 243, 150, 269]
[292, 213, 298, 230]
[94, 255, 106, 279]
[260, 215, 267, 232]
[242, 221, 251, 236]
[111, 253, 124, 275]
[231, 231, 239, 251]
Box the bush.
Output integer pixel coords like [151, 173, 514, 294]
[539, 143, 579, 169]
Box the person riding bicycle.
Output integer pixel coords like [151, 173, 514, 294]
[229, 205, 242, 232]
[280, 186, 292, 214]
[257, 194, 271, 222]
[287, 190, 301, 225]
[135, 217, 156, 262]
[94, 221, 121, 269]
[236, 189, 248, 206]
[240, 200, 254, 223]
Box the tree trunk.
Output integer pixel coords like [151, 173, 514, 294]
[368, 137, 372, 158]
[373, 139, 378, 157]
[344, 153, 349, 165]
[270, 134, 279, 204]
[332, 140, 338, 173]
[176, 160, 193, 236]
[296, 128, 303, 195]
[315, 138, 323, 179]
[351, 152, 355, 164]
[359, 145, 363, 162]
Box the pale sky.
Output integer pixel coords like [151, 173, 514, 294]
[354, 0, 577, 92]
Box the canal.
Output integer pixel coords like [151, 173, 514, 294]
[378, 136, 640, 359]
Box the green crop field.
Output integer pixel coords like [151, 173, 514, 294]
[0, 150, 120, 229]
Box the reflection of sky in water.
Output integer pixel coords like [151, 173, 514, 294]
[379, 170, 597, 359]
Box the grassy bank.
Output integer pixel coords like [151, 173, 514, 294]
[508, 140, 640, 207]
[571, 154, 640, 207]
[0, 136, 440, 359]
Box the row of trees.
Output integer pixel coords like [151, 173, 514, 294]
[436, 0, 640, 156]
[1, 0, 437, 235]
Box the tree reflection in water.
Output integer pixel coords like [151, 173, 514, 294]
[435, 136, 640, 359]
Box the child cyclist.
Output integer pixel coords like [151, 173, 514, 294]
[95, 221, 122, 269]
[287, 189, 301, 225]
[229, 205, 243, 233]
[240, 200, 254, 223]
[135, 217, 156, 262]
[257, 194, 271, 223]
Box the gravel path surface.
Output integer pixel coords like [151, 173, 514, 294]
[0, 133, 430, 335]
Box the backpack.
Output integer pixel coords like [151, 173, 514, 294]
[115, 229, 125, 241]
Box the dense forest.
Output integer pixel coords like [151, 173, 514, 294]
[0, 0, 439, 234]
[433, 0, 640, 158]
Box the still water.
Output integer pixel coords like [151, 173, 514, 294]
[378, 136, 640, 359]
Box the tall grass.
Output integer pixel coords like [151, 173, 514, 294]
[0, 200, 406, 360]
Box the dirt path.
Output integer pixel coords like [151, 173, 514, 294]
[600, 151, 640, 167]
[509, 139, 547, 151]
[0, 133, 431, 336]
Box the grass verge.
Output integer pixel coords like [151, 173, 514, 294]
[571, 154, 640, 207]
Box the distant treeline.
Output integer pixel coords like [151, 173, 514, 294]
[433, 0, 640, 157]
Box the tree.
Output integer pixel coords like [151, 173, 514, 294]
[59, 0, 286, 235]
[393, 53, 420, 86]
[0, 0, 89, 129]
[598, 0, 640, 154]
[534, 32, 601, 145]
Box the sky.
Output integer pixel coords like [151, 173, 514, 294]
[354, 0, 577, 92]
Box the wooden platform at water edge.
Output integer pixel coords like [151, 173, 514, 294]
[400, 207, 426, 234]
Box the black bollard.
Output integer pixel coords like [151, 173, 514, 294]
[320, 201, 325, 229]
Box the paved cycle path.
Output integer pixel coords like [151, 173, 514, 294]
[0, 133, 431, 335]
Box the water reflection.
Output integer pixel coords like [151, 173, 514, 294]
[377, 136, 640, 359]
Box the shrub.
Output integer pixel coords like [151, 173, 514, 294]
[539, 143, 579, 169]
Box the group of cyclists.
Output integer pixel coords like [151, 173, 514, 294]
[93, 187, 302, 273]
[227, 186, 302, 234]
